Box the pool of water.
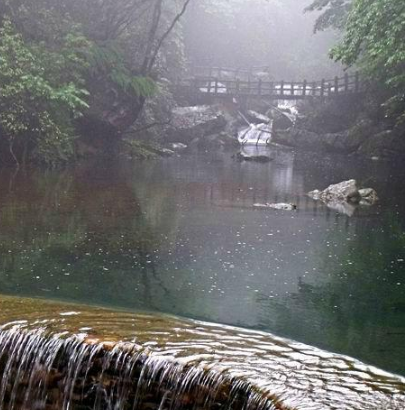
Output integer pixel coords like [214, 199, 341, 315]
[0, 149, 404, 374]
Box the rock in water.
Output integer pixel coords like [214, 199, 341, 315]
[168, 143, 188, 152]
[307, 189, 322, 201]
[236, 149, 273, 163]
[159, 148, 176, 157]
[358, 188, 379, 205]
[238, 123, 272, 146]
[308, 180, 379, 215]
[254, 203, 297, 211]
[309, 179, 360, 203]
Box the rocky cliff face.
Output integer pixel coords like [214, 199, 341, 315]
[272, 95, 405, 159]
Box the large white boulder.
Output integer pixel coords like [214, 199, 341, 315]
[308, 180, 379, 215]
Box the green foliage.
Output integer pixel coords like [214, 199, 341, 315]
[123, 139, 164, 159]
[330, 0, 405, 122]
[305, 0, 352, 32]
[87, 42, 156, 97]
[0, 0, 191, 166]
[0, 18, 90, 166]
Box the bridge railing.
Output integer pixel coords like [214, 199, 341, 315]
[176, 72, 361, 99]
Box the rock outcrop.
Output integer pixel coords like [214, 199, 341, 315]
[246, 110, 271, 124]
[273, 128, 370, 153]
[271, 96, 405, 158]
[166, 105, 227, 144]
[267, 107, 294, 131]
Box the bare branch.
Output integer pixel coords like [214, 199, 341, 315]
[146, 0, 192, 73]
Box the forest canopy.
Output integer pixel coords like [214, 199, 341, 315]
[0, 0, 190, 166]
[308, 0, 405, 123]
[0, 0, 403, 166]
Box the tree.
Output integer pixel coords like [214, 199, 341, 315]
[0, 0, 194, 165]
[305, 0, 352, 33]
[0, 18, 90, 166]
[306, 0, 405, 124]
[330, 0, 405, 123]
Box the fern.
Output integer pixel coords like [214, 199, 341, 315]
[87, 42, 156, 98]
[130, 76, 156, 97]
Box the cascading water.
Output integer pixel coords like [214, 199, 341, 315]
[0, 295, 404, 410]
[238, 123, 273, 146]
[0, 328, 274, 410]
[237, 99, 299, 147]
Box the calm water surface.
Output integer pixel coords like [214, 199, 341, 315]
[0, 150, 404, 374]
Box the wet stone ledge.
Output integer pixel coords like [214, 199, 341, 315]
[0, 329, 278, 410]
[0, 295, 404, 410]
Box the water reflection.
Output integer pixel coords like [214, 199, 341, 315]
[0, 152, 404, 375]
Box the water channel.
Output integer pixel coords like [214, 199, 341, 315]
[0, 149, 404, 376]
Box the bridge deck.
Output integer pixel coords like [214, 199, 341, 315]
[176, 72, 361, 100]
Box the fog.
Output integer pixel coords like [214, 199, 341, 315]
[183, 0, 343, 80]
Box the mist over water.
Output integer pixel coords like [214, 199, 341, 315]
[0, 151, 404, 375]
[183, 0, 344, 80]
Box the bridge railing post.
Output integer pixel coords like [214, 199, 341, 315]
[207, 78, 212, 94]
[193, 77, 199, 96]
[312, 81, 316, 97]
[303, 80, 307, 97]
[344, 73, 349, 93]
[214, 78, 218, 95]
[291, 81, 294, 97]
[269, 81, 273, 98]
[320, 79, 325, 98]
[334, 76, 339, 94]
[280, 80, 284, 97]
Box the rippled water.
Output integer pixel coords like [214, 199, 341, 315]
[0, 150, 404, 374]
[1, 296, 404, 410]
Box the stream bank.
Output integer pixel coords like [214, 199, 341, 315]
[271, 95, 405, 159]
[137, 91, 405, 161]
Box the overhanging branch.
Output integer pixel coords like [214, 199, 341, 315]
[146, 0, 193, 73]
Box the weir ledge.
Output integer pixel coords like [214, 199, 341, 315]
[0, 295, 404, 410]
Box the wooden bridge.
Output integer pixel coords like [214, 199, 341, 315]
[176, 66, 362, 100]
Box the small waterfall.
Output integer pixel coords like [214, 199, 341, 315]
[237, 100, 300, 147]
[0, 328, 278, 410]
[238, 123, 273, 146]
[0, 296, 404, 410]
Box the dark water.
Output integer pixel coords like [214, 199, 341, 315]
[0, 150, 404, 375]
